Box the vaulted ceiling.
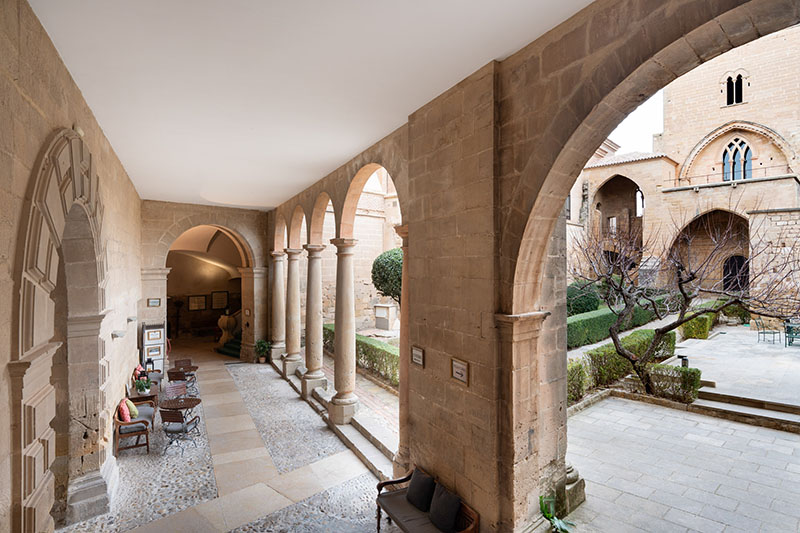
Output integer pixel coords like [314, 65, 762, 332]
[30, 0, 594, 210]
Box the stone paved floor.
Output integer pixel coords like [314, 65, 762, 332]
[567, 397, 800, 532]
[680, 324, 800, 405]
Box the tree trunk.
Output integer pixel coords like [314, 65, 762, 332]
[633, 362, 655, 395]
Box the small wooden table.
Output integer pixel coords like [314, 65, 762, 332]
[127, 385, 158, 404]
[160, 397, 201, 411]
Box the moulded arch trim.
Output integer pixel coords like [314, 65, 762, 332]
[288, 204, 308, 249]
[309, 191, 334, 246]
[340, 163, 383, 239]
[664, 207, 750, 258]
[679, 121, 795, 181]
[718, 68, 751, 84]
[157, 218, 257, 269]
[593, 173, 645, 195]
[274, 213, 288, 251]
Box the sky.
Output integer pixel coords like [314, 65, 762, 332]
[607, 90, 664, 154]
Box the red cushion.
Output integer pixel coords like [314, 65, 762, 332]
[136, 364, 145, 373]
[118, 399, 131, 422]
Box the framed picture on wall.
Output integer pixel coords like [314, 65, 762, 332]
[188, 295, 207, 311]
[211, 291, 229, 310]
[451, 357, 469, 385]
[146, 298, 161, 308]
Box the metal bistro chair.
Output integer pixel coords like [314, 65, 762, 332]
[167, 369, 198, 396]
[159, 408, 200, 456]
[755, 317, 781, 344]
[175, 358, 195, 374]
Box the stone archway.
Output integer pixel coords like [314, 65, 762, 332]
[11, 128, 111, 532]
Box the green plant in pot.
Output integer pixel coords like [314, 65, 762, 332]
[255, 340, 271, 363]
[135, 377, 152, 394]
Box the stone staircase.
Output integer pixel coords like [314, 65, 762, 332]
[691, 385, 800, 434]
[215, 333, 241, 358]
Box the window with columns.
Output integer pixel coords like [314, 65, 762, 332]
[722, 137, 752, 181]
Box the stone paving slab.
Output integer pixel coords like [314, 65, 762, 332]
[567, 397, 800, 532]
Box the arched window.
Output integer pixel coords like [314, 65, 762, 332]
[734, 74, 743, 103]
[722, 138, 752, 181]
[726, 76, 734, 106]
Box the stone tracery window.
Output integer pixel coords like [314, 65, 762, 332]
[724, 73, 745, 105]
[722, 137, 752, 181]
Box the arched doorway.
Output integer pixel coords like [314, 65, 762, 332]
[11, 129, 115, 530]
[723, 255, 749, 292]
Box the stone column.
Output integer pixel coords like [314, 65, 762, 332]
[329, 238, 359, 424]
[282, 248, 303, 377]
[393, 225, 411, 476]
[238, 267, 267, 363]
[302, 244, 328, 398]
[270, 252, 286, 361]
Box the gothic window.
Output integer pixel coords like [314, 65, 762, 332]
[726, 76, 734, 106]
[734, 75, 743, 103]
[722, 138, 752, 181]
[565, 194, 571, 220]
[725, 74, 745, 105]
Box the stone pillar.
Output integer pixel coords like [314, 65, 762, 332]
[282, 248, 303, 377]
[270, 252, 286, 361]
[329, 238, 359, 424]
[239, 267, 267, 363]
[302, 244, 328, 398]
[393, 225, 411, 476]
[139, 267, 170, 329]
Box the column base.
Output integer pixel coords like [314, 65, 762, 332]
[564, 465, 586, 515]
[270, 342, 285, 362]
[282, 356, 302, 378]
[240, 341, 256, 363]
[64, 469, 112, 525]
[392, 446, 411, 478]
[301, 373, 327, 399]
[329, 397, 359, 425]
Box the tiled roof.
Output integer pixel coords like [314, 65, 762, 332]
[585, 151, 672, 169]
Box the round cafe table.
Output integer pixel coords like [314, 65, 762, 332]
[160, 397, 201, 411]
[169, 365, 198, 373]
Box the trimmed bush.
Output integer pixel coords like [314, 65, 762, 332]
[566, 294, 671, 349]
[680, 312, 715, 339]
[371, 248, 403, 304]
[567, 359, 587, 405]
[566, 282, 601, 316]
[721, 303, 750, 324]
[648, 363, 702, 403]
[322, 324, 400, 386]
[585, 329, 676, 387]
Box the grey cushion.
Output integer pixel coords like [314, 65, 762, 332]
[378, 489, 442, 533]
[134, 405, 155, 423]
[164, 417, 199, 434]
[429, 484, 461, 533]
[406, 468, 436, 512]
[119, 422, 148, 434]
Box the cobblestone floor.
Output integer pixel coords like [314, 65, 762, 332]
[57, 383, 217, 532]
[567, 397, 800, 532]
[228, 362, 346, 473]
[231, 472, 401, 533]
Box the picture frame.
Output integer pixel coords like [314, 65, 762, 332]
[188, 295, 207, 311]
[211, 290, 229, 310]
[145, 329, 162, 342]
[451, 357, 469, 385]
[146, 345, 162, 358]
[411, 346, 425, 367]
[146, 298, 161, 308]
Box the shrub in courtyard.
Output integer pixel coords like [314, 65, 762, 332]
[567, 359, 587, 405]
[585, 329, 676, 387]
[679, 312, 715, 339]
[721, 303, 750, 324]
[566, 281, 601, 316]
[647, 363, 702, 403]
[566, 295, 670, 349]
[371, 248, 403, 305]
[322, 324, 399, 385]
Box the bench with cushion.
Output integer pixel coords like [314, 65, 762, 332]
[376, 467, 479, 533]
[114, 398, 156, 455]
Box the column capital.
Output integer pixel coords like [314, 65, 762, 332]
[330, 238, 358, 250]
[68, 312, 109, 339]
[237, 266, 267, 279]
[270, 250, 286, 259]
[304, 243, 326, 255]
[141, 267, 171, 281]
[394, 224, 409, 243]
[495, 310, 550, 341]
[284, 248, 304, 257]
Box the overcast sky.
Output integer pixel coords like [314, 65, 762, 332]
[608, 90, 663, 154]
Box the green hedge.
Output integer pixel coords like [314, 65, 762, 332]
[567, 359, 587, 405]
[567, 295, 670, 349]
[567, 282, 601, 316]
[648, 363, 702, 403]
[585, 329, 676, 387]
[322, 324, 400, 386]
[679, 312, 715, 339]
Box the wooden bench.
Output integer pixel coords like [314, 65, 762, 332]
[113, 398, 156, 455]
[376, 470, 479, 533]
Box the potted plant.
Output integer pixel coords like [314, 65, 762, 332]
[255, 340, 271, 364]
[135, 377, 152, 395]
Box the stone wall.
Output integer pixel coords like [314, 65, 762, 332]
[1, 0, 144, 529]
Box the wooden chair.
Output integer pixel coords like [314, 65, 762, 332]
[114, 399, 156, 455]
[160, 408, 200, 456]
[167, 369, 198, 396]
[166, 382, 187, 399]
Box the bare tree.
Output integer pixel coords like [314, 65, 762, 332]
[570, 202, 800, 394]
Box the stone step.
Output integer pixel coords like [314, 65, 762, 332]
[323, 415, 394, 482]
[690, 398, 800, 434]
[351, 411, 398, 462]
[698, 388, 800, 415]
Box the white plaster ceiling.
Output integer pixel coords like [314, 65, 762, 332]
[29, 1, 594, 210]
